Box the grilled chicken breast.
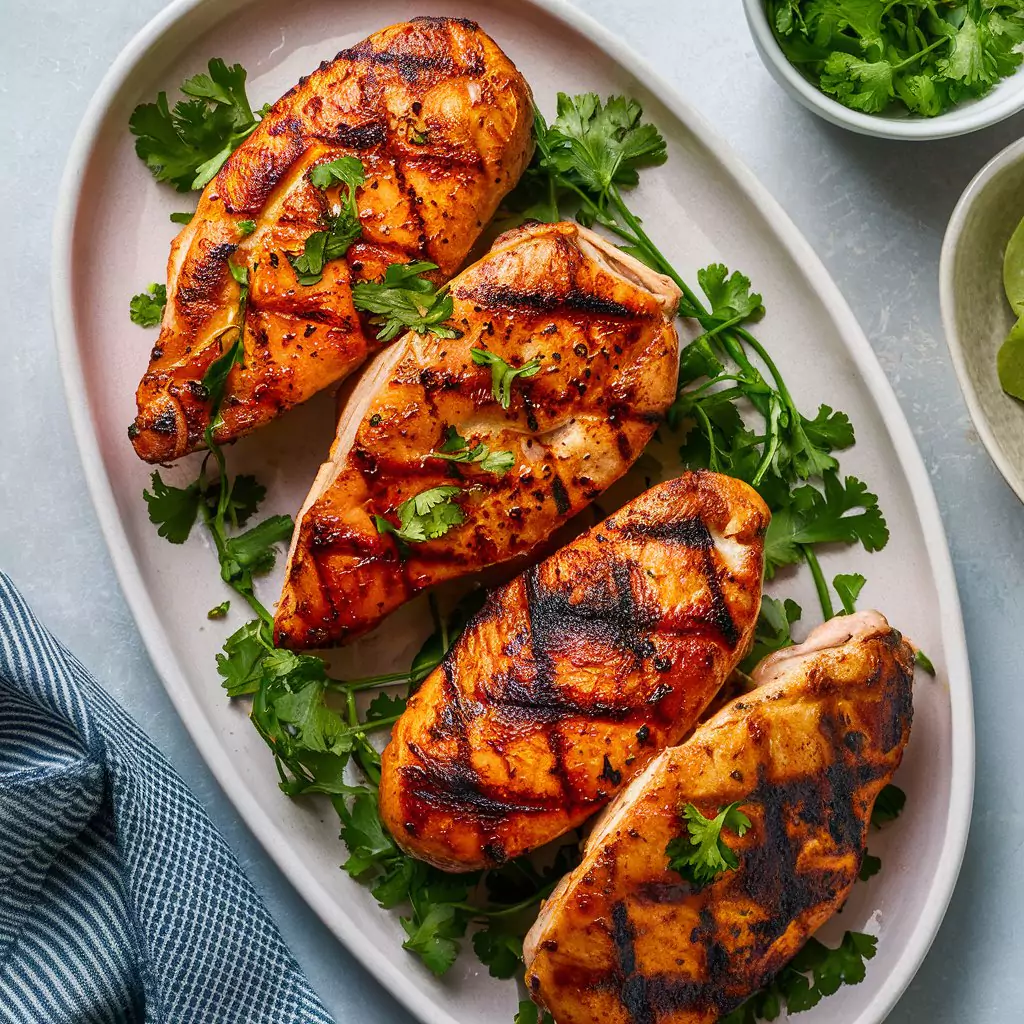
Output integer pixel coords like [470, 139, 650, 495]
[377, 472, 769, 872]
[130, 17, 534, 463]
[522, 610, 915, 1024]
[274, 221, 683, 650]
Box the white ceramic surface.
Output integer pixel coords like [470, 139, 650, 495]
[742, 0, 1024, 141]
[52, 2, 974, 1023]
[941, 137, 1024, 505]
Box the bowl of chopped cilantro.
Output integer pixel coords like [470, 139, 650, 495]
[743, 0, 1024, 139]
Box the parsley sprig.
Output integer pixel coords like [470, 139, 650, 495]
[666, 802, 751, 887]
[130, 58, 265, 191]
[352, 261, 459, 341]
[288, 157, 365, 286]
[129, 283, 167, 327]
[373, 486, 467, 545]
[431, 427, 516, 477]
[471, 348, 542, 409]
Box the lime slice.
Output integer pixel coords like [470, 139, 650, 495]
[1003, 215, 1024, 316]
[997, 313, 1024, 400]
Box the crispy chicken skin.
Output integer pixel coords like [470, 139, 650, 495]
[377, 472, 769, 872]
[129, 17, 534, 463]
[274, 221, 682, 650]
[522, 610, 915, 1024]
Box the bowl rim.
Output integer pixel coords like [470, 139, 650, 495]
[742, 0, 1024, 140]
[940, 135, 1024, 505]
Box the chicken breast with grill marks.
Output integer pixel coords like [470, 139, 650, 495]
[377, 472, 769, 872]
[130, 17, 533, 463]
[273, 221, 682, 650]
[522, 610, 915, 1024]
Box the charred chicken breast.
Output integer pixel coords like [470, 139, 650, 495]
[377, 472, 769, 872]
[130, 17, 534, 463]
[274, 221, 682, 650]
[522, 610, 915, 1024]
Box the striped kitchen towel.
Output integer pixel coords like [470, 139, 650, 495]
[0, 573, 335, 1024]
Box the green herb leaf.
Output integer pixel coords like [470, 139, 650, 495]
[871, 783, 906, 826]
[914, 648, 936, 675]
[129, 283, 167, 327]
[859, 850, 881, 881]
[696, 263, 765, 324]
[471, 348, 542, 409]
[207, 600, 230, 620]
[514, 1001, 554, 1024]
[548, 93, 667, 195]
[288, 158, 365, 285]
[130, 58, 262, 191]
[219, 514, 294, 587]
[351, 261, 458, 342]
[238, 219, 256, 235]
[143, 472, 201, 543]
[216, 618, 270, 697]
[429, 426, 516, 477]
[820, 53, 895, 113]
[665, 801, 751, 887]
[740, 596, 802, 672]
[833, 572, 866, 615]
[374, 486, 466, 545]
[765, 473, 888, 576]
[471, 926, 523, 979]
[170, 211, 194, 224]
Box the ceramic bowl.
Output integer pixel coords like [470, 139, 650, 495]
[941, 137, 1024, 502]
[742, 0, 1024, 140]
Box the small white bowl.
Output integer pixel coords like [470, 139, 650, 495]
[743, 0, 1024, 140]
[941, 137, 1024, 502]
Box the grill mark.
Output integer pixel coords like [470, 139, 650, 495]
[334, 121, 387, 149]
[551, 475, 571, 515]
[469, 283, 638, 317]
[339, 41, 460, 83]
[391, 152, 430, 259]
[624, 515, 713, 549]
[698, 545, 740, 647]
[611, 902, 654, 1024]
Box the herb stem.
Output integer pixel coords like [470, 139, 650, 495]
[802, 546, 835, 620]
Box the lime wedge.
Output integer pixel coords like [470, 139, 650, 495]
[1003, 216, 1024, 316]
[997, 313, 1024, 400]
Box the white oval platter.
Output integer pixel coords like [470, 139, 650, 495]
[52, 2, 974, 1023]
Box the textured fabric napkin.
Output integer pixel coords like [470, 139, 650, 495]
[0, 573, 335, 1024]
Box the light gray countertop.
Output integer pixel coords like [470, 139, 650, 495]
[2, 1, 1021, 1019]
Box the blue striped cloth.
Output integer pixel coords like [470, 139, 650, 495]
[0, 573, 335, 1024]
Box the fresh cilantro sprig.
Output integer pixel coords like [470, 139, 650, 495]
[722, 931, 878, 1023]
[288, 157, 365, 286]
[666, 802, 751, 887]
[352, 261, 459, 342]
[431, 426, 516, 477]
[130, 58, 265, 191]
[471, 348, 542, 409]
[768, 0, 1024, 119]
[373, 486, 467, 545]
[129, 283, 167, 327]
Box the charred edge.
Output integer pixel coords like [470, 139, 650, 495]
[472, 283, 637, 317]
[611, 902, 655, 1024]
[411, 15, 480, 30]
